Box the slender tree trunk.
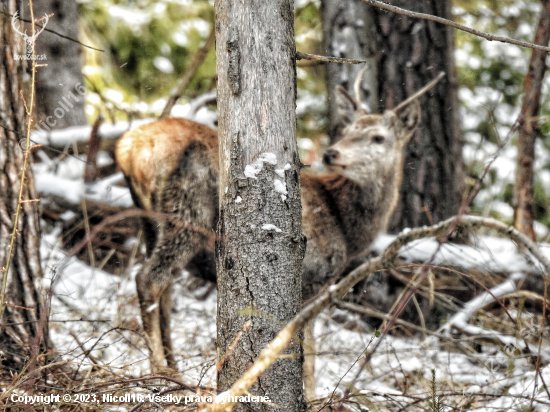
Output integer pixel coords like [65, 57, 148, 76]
[0, 0, 49, 372]
[373, 0, 463, 231]
[321, 0, 378, 143]
[513, 0, 550, 241]
[33, 0, 87, 129]
[215, 1, 304, 411]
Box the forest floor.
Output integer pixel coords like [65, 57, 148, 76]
[40, 226, 550, 412]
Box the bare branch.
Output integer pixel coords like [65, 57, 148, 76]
[0, 1, 40, 321]
[296, 52, 367, 65]
[360, 0, 550, 54]
[208, 215, 550, 412]
[160, 27, 216, 119]
[440, 273, 531, 350]
[1, 10, 104, 52]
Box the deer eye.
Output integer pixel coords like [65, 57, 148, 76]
[372, 135, 385, 144]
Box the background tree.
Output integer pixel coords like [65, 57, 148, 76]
[512, 0, 550, 240]
[34, 0, 87, 129]
[0, 0, 49, 372]
[369, 0, 464, 231]
[215, 0, 304, 411]
[321, 0, 378, 142]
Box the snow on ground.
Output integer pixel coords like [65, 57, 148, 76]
[34, 148, 550, 408]
[43, 227, 217, 382]
[313, 310, 550, 411]
[371, 232, 549, 274]
[42, 226, 550, 411]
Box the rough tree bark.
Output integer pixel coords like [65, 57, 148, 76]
[0, 0, 48, 372]
[372, 0, 463, 231]
[321, 0, 378, 143]
[33, 0, 87, 129]
[512, 0, 550, 241]
[215, 1, 304, 412]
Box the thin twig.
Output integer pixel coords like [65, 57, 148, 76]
[160, 27, 216, 118]
[0, 1, 39, 320]
[216, 320, 252, 370]
[69, 331, 100, 365]
[0, 10, 104, 52]
[332, 297, 450, 340]
[318, 334, 375, 412]
[0, 361, 70, 403]
[66, 208, 215, 258]
[296, 52, 366, 65]
[360, 0, 550, 54]
[91, 375, 197, 392]
[533, 265, 550, 400]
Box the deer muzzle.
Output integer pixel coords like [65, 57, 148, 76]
[323, 149, 339, 166]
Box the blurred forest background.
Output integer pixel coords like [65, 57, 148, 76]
[76, 0, 549, 234]
[1, 0, 550, 410]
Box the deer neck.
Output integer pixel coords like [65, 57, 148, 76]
[322, 169, 401, 257]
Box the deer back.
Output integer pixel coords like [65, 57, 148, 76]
[116, 118, 219, 213]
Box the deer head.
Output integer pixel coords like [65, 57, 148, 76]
[12, 11, 49, 45]
[323, 72, 445, 185]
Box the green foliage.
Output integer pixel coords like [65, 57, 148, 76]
[79, 0, 215, 106]
[79, 0, 324, 125]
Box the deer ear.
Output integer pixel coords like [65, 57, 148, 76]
[394, 99, 420, 141]
[335, 86, 358, 127]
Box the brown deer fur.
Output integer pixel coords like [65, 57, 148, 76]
[115, 87, 421, 371]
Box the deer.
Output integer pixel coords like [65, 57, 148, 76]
[115, 72, 445, 378]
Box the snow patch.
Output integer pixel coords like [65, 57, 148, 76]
[146, 303, 159, 313]
[273, 179, 287, 195]
[243, 152, 277, 179]
[275, 163, 291, 178]
[370, 233, 546, 274]
[234, 196, 242, 203]
[35, 174, 84, 205]
[154, 57, 174, 74]
[261, 224, 282, 233]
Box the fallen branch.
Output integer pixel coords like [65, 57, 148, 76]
[331, 297, 450, 340]
[208, 215, 550, 412]
[439, 272, 534, 351]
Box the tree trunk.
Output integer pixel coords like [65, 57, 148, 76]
[321, 0, 378, 143]
[373, 0, 463, 231]
[512, 0, 550, 241]
[33, 0, 87, 130]
[215, 1, 304, 411]
[0, 0, 49, 372]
